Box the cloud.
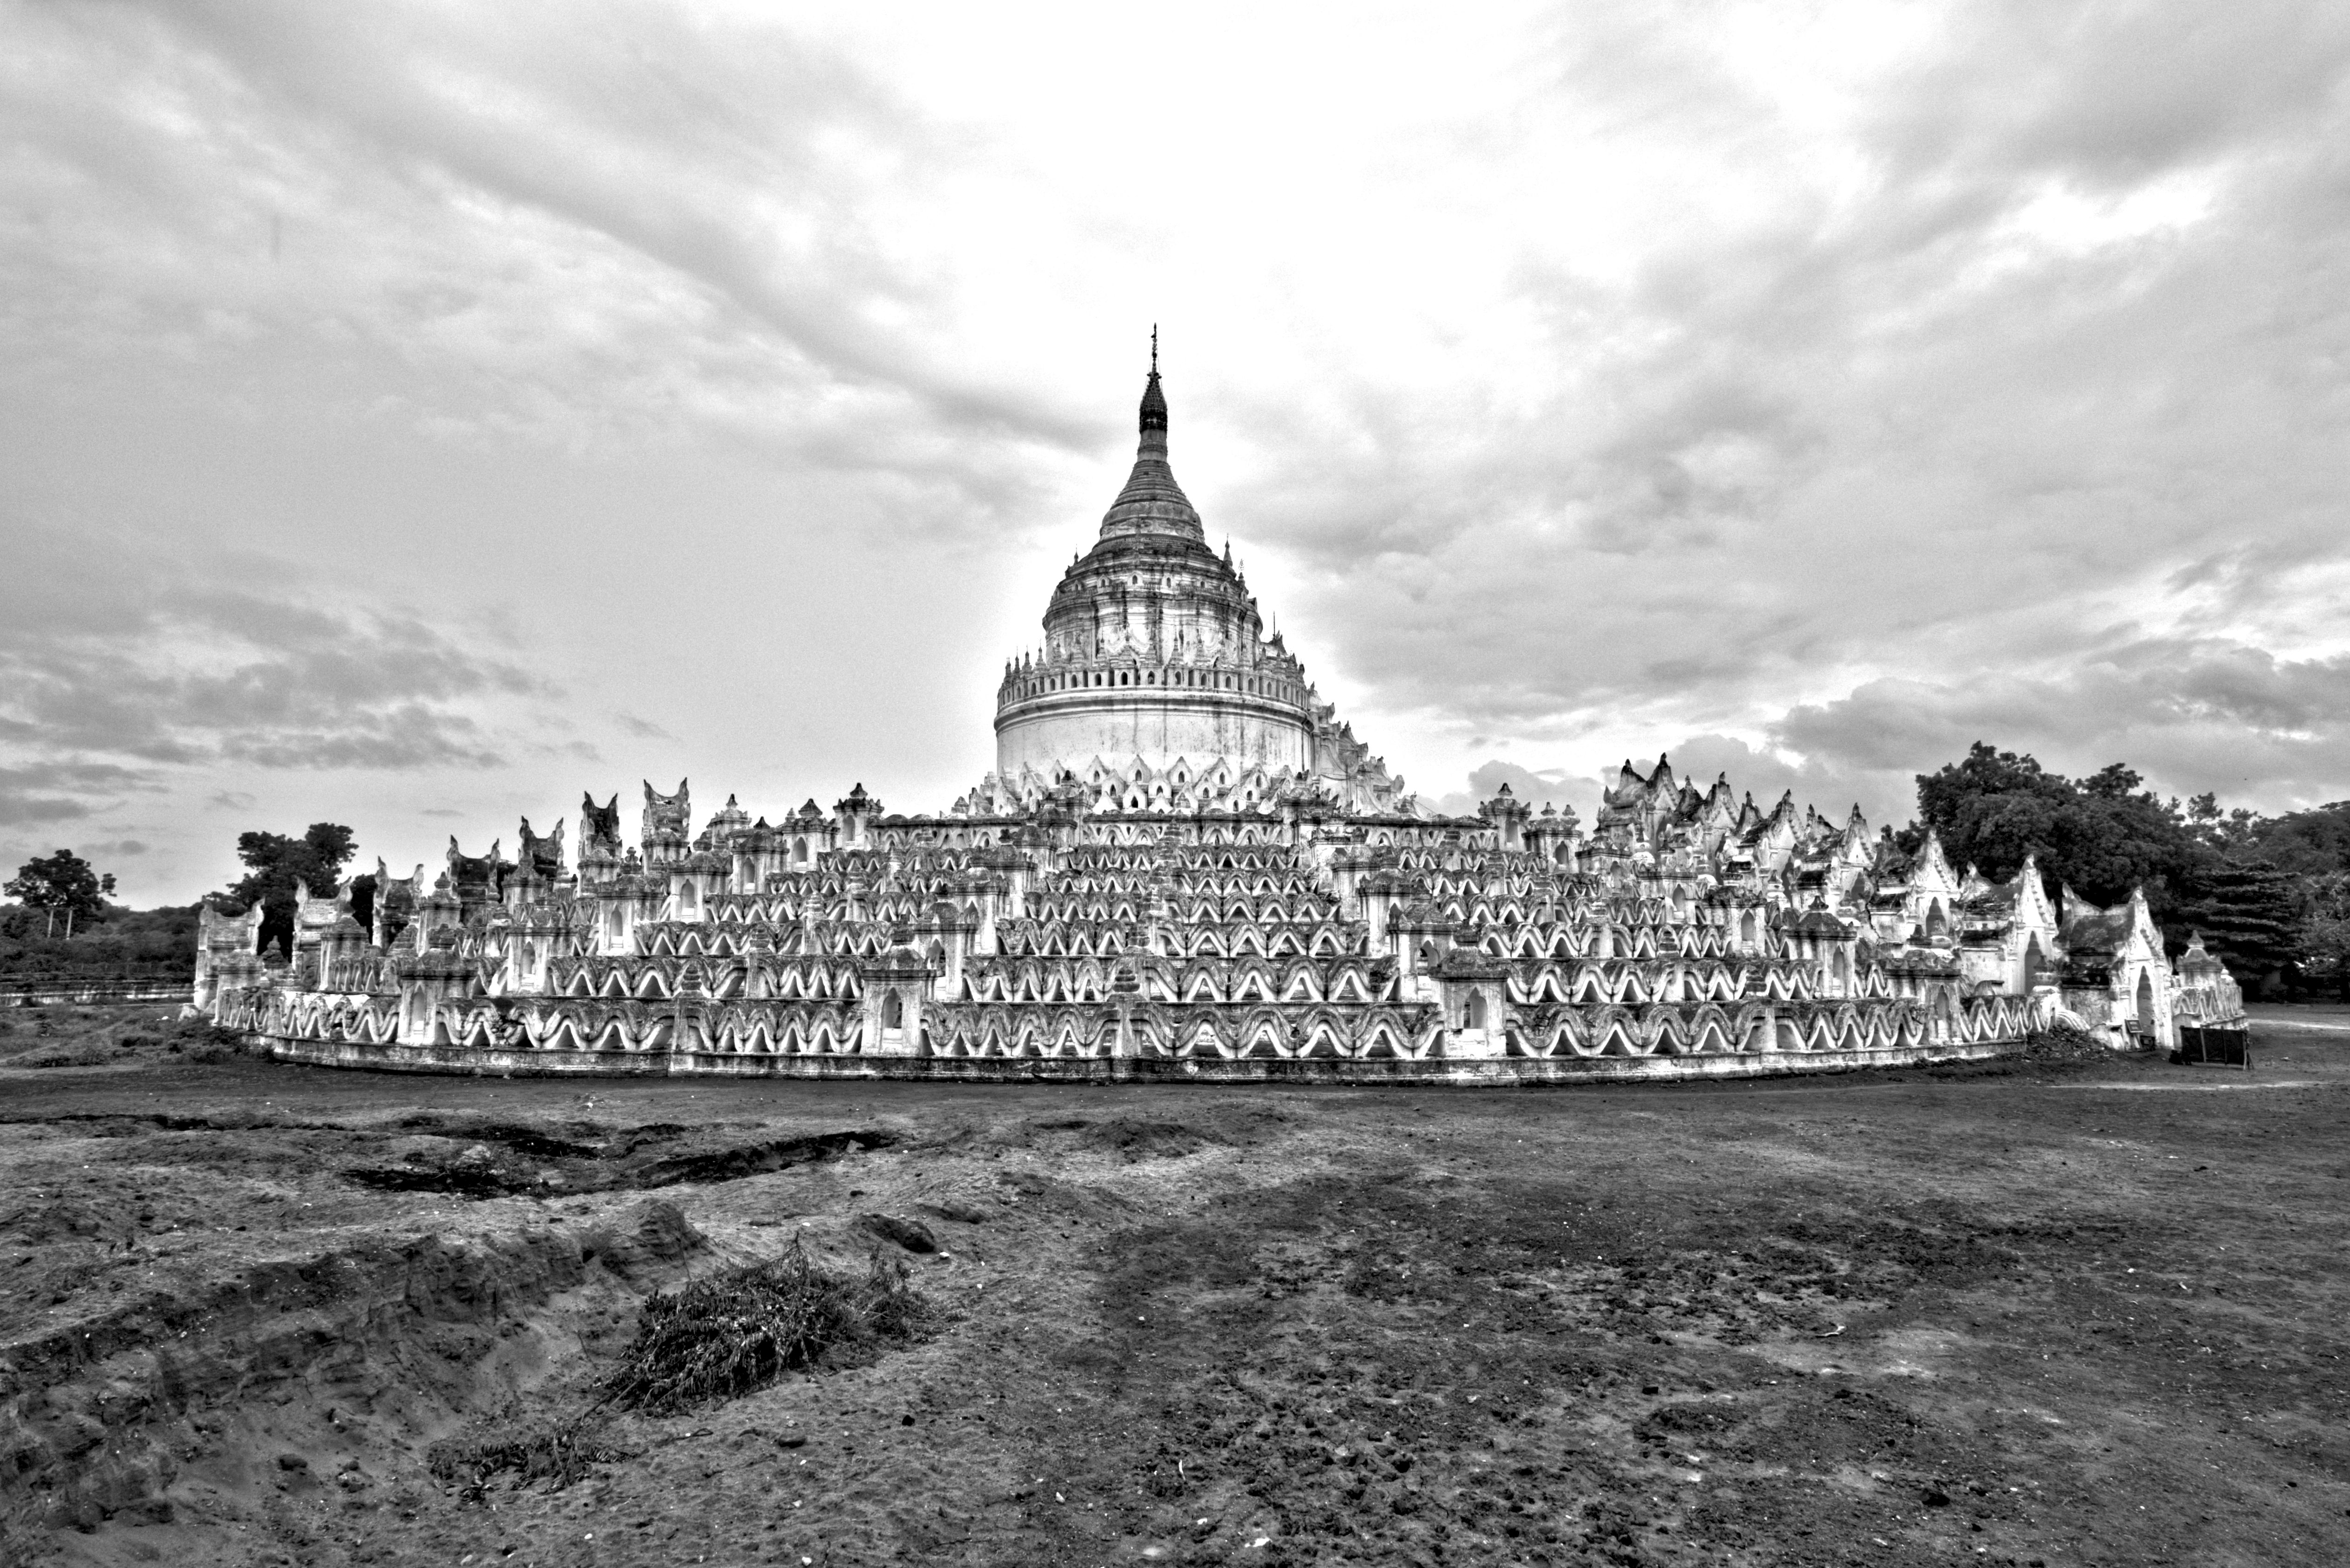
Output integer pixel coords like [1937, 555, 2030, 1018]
[1640, 733, 1897, 817]
[1769, 637, 2350, 809]
[4, 1, 2350, 899]
[1433, 737, 1916, 838]
[0, 516, 569, 871]
[615, 712, 675, 742]
[2, 0, 1100, 538]
[1429, 760, 1586, 819]
[0, 761, 158, 827]
[1869, 3, 2350, 190]
[0, 520, 542, 777]
[0, 783, 93, 826]
[1235, 1, 2350, 821]
[1623, 635, 2350, 837]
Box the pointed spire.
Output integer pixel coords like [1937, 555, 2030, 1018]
[1098, 335, 1199, 540]
[1139, 342, 1168, 443]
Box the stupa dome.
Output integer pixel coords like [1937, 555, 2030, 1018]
[993, 351, 1315, 786]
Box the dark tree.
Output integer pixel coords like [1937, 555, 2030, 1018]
[2295, 873, 2350, 1001]
[2235, 801, 2350, 877]
[5, 850, 116, 936]
[1906, 743, 2204, 914]
[2172, 858, 2303, 1000]
[1902, 745, 2350, 991]
[349, 872, 379, 940]
[2185, 792, 2267, 854]
[222, 824, 357, 959]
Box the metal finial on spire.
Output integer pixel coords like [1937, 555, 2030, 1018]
[1138, 332, 1168, 438]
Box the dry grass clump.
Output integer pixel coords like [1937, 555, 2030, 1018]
[2018, 1018, 2111, 1062]
[598, 1238, 933, 1414]
[167, 1015, 255, 1063]
[428, 1419, 622, 1499]
[430, 1236, 928, 1502]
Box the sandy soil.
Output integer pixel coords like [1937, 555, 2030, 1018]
[2, 1002, 2347, 1567]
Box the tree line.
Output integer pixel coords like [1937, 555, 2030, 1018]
[1898, 742, 2345, 999]
[0, 824, 368, 976]
[1, 852, 193, 981]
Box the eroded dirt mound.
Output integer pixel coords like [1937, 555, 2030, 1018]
[578, 1198, 711, 1283]
[343, 1123, 896, 1199]
[858, 1213, 939, 1253]
[0, 1201, 702, 1546]
[1017, 1113, 1231, 1161]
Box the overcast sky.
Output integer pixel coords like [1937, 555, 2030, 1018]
[6, 1, 2350, 904]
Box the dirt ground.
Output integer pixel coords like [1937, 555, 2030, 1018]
[2, 1005, 2346, 1568]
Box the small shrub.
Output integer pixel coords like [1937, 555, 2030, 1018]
[596, 1238, 933, 1414]
[2017, 1019, 2108, 1061]
[165, 1015, 253, 1063]
[428, 1419, 621, 1500]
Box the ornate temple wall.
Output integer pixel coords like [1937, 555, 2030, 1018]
[201, 367, 2187, 1087]
[245, 1033, 2025, 1085]
[995, 691, 1312, 777]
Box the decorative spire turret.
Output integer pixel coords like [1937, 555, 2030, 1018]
[1139, 327, 1169, 449]
[1094, 334, 1200, 540]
